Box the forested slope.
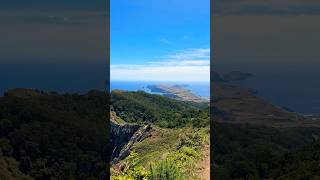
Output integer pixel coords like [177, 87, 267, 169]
[111, 90, 209, 128]
[110, 90, 210, 180]
[0, 89, 109, 179]
[212, 83, 320, 179]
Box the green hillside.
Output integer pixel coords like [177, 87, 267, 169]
[0, 89, 109, 179]
[110, 90, 210, 180]
[212, 83, 320, 179]
[111, 90, 209, 128]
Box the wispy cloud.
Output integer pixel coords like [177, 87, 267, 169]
[158, 38, 172, 44]
[111, 48, 210, 82]
[148, 60, 209, 66]
[166, 48, 210, 60]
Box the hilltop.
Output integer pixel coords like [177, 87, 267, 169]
[213, 82, 320, 127]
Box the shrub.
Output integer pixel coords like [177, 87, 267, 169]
[149, 160, 184, 180]
[111, 151, 150, 180]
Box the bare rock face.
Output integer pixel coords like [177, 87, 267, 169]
[110, 117, 153, 164]
[114, 123, 152, 164]
[110, 120, 139, 163]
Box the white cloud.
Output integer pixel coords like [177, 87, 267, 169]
[166, 48, 210, 60]
[111, 64, 209, 82]
[148, 60, 209, 66]
[111, 48, 210, 82]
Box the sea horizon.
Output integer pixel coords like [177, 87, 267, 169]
[110, 80, 210, 99]
[230, 73, 320, 116]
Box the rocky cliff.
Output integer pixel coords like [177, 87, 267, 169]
[110, 113, 153, 164]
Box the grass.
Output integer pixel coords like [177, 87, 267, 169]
[111, 127, 210, 180]
[133, 128, 183, 166]
[149, 159, 184, 180]
[111, 111, 126, 125]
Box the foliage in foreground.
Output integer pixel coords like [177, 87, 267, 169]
[149, 160, 184, 180]
[213, 122, 320, 179]
[111, 129, 209, 180]
[111, 151, 186, 180]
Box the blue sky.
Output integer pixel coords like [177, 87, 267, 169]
[111, 0, 210, 82]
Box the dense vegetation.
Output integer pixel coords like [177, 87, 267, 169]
[0, 89, 109, 179]
[111, 90, 209, 128]
[110, 90, 210, 179]
[213, 122, 320, 179]
[8, 87, 320, 179]
[111, 128, 209, 180]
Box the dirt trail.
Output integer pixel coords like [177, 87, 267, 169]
[196, 145, 210, 180]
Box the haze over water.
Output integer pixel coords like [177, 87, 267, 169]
[110, 81, 210, 99]
[216, 62, 320, 115]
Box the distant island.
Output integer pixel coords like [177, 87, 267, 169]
[212, 71, 254, 82]
[223, 71, 254, 81]
[147, 84, 208, 103]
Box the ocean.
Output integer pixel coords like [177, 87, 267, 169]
[213, 61, 320, 115]
[230, 70, 320, 116]
[110, 81, 210, 99]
